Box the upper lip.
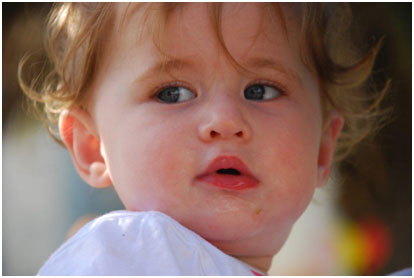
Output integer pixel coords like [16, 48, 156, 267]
[197, 155, 258, 179]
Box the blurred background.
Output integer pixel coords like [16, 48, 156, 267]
[3, 3, 411, 275]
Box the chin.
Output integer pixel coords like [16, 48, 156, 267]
[182, 210, 295, 258]
[184, 209, 264, 243]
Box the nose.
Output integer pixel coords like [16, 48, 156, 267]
[198, 95, 252, 143]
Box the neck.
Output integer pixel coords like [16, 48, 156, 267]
[235, 255, 273, 274]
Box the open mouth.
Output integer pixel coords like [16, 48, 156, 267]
[196, 156, 259, 190]
[216, 168, 241, 175]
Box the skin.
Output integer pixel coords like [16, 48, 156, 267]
[59, 3, 343, 273]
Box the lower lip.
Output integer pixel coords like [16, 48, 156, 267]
[196, 174, 259, 190]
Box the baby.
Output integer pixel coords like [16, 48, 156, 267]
[19, 3, 388, 275]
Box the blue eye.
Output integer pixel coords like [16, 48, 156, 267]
[156, 86, 195, 103]
[244, 84, 281, 101]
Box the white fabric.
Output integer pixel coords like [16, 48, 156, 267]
[38, 210, 262, 275]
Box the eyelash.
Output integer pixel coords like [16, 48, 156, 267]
[246, 79, 287, 96]
[151, 81, 195, 97]
[151, 79, 288, 101]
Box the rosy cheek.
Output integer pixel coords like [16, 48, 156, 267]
[125, 125, 194, 195]
[258, 120, 319, 217]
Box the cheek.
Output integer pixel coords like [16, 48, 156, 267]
[257, 112, 321, 222]
[105, 115, 196, 210]
[259, 111, 320, 176]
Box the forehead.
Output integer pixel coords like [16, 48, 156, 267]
[102, 3, 311, 98]
[111, 3, 303, 63]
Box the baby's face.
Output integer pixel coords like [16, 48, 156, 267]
[86, 3, 338, 257]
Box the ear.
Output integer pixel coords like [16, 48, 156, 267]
[316, 111, 344, 188]
[59, 107, 112, 188]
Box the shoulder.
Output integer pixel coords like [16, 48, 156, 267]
[38, 210, 255, 275]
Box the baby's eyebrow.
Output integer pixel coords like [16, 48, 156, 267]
[133, 56, 303, 88]
[134, 58, 197, 84]
[245, 57, 303, 88]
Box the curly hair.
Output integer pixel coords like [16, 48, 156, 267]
[18, 3, 391, 161]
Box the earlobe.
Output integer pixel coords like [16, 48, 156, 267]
[316, 111, 344, 188]
[59, 108, 112, 188]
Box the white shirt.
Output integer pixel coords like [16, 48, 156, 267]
[38, 210, 264, 275]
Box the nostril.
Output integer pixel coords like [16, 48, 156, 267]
[208, 130, 244, 139]
[210, 130, 218, 138]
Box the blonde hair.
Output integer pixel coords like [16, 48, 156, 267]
[18, 3, 391, 161]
